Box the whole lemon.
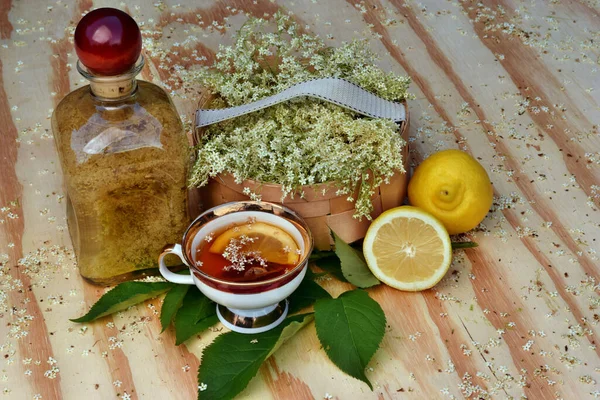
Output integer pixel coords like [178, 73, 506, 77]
[408, 149, 493, 234]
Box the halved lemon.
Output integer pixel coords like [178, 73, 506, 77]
[209, 222, 300, 265]
[363, 206, 452, 291]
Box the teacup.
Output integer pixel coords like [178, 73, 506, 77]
[158, 201, 313, 334]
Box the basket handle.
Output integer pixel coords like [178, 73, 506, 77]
[195, 77, 406, 128]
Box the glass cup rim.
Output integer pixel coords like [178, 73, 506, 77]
[181, 201, 314, 288]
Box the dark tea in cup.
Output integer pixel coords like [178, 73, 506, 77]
[194, 218, 302, 283]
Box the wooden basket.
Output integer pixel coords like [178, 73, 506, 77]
[193, 104, 410, 250]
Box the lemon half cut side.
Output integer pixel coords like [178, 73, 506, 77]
[363, 206, 452, 291]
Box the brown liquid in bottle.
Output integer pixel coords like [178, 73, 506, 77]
[52, 63, 190, 285]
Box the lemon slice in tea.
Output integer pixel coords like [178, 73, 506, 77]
[363, 206, 452, 291]
[209, 222, 300, 265]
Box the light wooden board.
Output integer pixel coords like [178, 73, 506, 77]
[1, 0, 599, 399]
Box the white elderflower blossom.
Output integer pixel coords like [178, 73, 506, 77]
[222, 235, 266, 272]
[190, 13, 410, 220]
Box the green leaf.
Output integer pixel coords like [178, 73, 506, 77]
[174, 289, 216, 345]
[315, 255, 347, 282]
[332, 231, 380, 288]
[266, 314, 314, 358]
[177, 315, 219, 346]
[288, 278, 331, 315]
[314, 289, 386, 389]
[451, 241, 479, 249]
[160, 285, 190, 332]
[303, 265, 327, 281]
[197, 313, 313, 400]
[309, 250, 335, 261]
[70, 282, 173, 323]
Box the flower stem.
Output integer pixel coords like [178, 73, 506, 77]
[451, 241, 479, 249]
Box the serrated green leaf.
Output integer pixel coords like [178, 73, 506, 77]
[197, 313, 313, 400]
[315, 255, 347, 282]
[332, 231, 380, 288]
[174, 289, 216, 345]
[70, 282, 173, 323]
[288, 278, 331, 315]
[314, 289, 386, 389]
[160, 285, 190, 332]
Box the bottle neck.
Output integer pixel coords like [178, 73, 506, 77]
[89, 77, 137, 99]
[77, 56, 144, 101]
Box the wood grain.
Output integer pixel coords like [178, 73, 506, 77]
[1, 57, 63, 399]
[0, 0, 12, 40]
[0, 0, 599, 399]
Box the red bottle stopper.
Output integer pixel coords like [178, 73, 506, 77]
[74, 8, 142, 76]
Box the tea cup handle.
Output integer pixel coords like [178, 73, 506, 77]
[158, 244, 195, 285]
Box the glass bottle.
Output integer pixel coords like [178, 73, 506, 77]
[51, 56, 190, 285]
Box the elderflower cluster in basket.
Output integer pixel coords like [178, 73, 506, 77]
[190, 12, 412, 219]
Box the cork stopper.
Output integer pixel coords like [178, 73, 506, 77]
[77, 56, 144, 101]
[89, 78, 136, 99]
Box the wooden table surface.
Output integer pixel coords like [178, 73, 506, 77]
[1, 0, 599, 399]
